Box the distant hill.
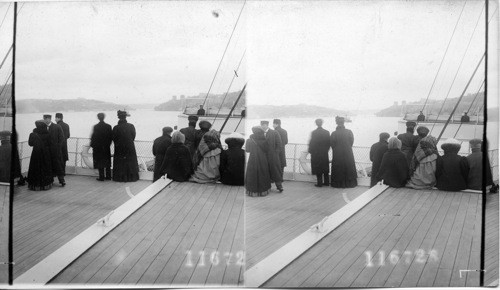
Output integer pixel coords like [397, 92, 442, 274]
[247, 104, 348, 119]
[16, 98, 132, 114]
[155, 90, 246, 112]
[0, 84, 12, 105]
[375, 92, 488, 118]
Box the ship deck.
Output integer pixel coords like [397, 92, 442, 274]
[47, 179, 244, 286]
[247, 185, 498, 287]
[13, 175, 151, 280]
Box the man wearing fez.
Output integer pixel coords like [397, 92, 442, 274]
[330, 116, 357, 188]
[273, 119, 288, 180]
[461, 111, 470, 123]
[55, 113, 70, 174]
[467, 139, 494, 191]
[397, 121, 419, 166]
[417, 111, 425, 122]
[44, 114, 66, 186]
[197, 105, 206, 116]
[261, 120, 284, 192]
[152, 126, 173, 182]
[90, 113, 113, 181]
[180, 115, 199, 160]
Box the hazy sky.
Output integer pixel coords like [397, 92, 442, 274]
[16, 1, 247, 104]
[0, 2, 14, 94]
[10, 0, 500, 110]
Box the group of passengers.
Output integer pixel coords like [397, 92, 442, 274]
[370, 121, 497, 192]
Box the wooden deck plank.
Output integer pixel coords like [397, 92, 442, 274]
[51, 182, 187, 284]
[322, 189, 434, 287]
[466, 194, 482, 286]
[383, 191, 450, 287]
[347, 190, 443, 288]
[13, 175, 151, 279]
[485, 193, 499, 286]
[264, 188, 411, 287]
[416, 192, 464, 286]
[187, 186, 240, 285]
[264, 188, 400, 287]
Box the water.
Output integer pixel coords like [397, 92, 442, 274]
[17, 112, 498, 150]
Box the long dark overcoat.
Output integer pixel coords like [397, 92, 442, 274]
[265, 129, 283, 183]
[112, 120, 139, 182]
[369, 140, 388, 187]
[90, 121, 113, 169]
[220, 146, 245, 186]
[275, 126, 288, 168]
[330, 125, 357, 188]
[27, 130, 54, 188]
[57, 120, 70, 162]
[436, 152, 469, 191]
[397, 132, 419, 166]
[376, 149, 409, 188]
[152, 134, 172, 182]
[162, 143, 193, 182]
[245, 136, 271, 193]
[308, 127, 330, 175]
[179, 126, 198, 160]
[48, 122, 65, 176]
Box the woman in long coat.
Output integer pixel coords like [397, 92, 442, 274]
[377, 137, 409, 188]
[245, 126, 272, 197]
[152, 127, 173, 182]
[406, 135, 439, 189]
[112, 110, 139, 182]
[308, 119, 330, 187]
[27, 120, 54, 190]
[162, 131, 193, 182]
[220, 132, 245, 186]
[190, 128, 223, 183]
[330, 116, 357, 188]
[436, 138, 469, 191]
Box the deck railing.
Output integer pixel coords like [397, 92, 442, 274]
[17, 137, 499, 182]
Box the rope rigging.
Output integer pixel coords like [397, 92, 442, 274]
[418, 0, 467, 119]
[430, 3, 484, 134]
[212, 50, 245, 123]
[452, 79, 484, 138]
[202, 0, 246, 108]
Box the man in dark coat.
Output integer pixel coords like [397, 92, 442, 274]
[397, 121, 419, 167]
[55, 113, 70, 174]
[369, 132, 390, 187]
[466, 139, 494, 191]
[330, 116, 357, 188]
[44, 114, 66, 186]
[180, 115, 199, 161]
[197, 105, 206, 116]
[436, 138, 469, 191]
[308, 119, 330, 187]
[90, 113, 113, 181]
[273, 119, 288, 180]
[461, 111, 470, 122]
[417, 111, 425, 122]
[152, 127, 173, 182]
[261, 120, 284, 192]
[112, 110, 139, 182]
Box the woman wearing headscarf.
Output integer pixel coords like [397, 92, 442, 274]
[330, 116, 357, 188]
[190, 125, 223, 183]
[436, 138, 469, 191]
[406, 135, 439, 189]
[220, 132, 245, 186]
[162, 131, 193, 182]
[27, 120, 54, 191]
[377, 137, 409, 188]
[246, 126, 272, 196]
[112, 110, 139, 182]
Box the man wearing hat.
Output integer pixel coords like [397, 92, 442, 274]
[461, 111, 470, 123]
[44, 114, 66, 186]
[466, 138, 494, 191]
[197, 105, 206, 116]
[273, 119, 288, 181]
[417, 111, 426, 122]
[152, 126, 173, 182]
[330, 116, 358, 188]
[55, 113, 70, 174]
[112, 110, 139, 182]
[261, 120, 284, 192]
[397, 121, 419, 167]
[90, 113, 113, 181]
[180, 115, 199, 161]
[436, 138, 469, 191]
